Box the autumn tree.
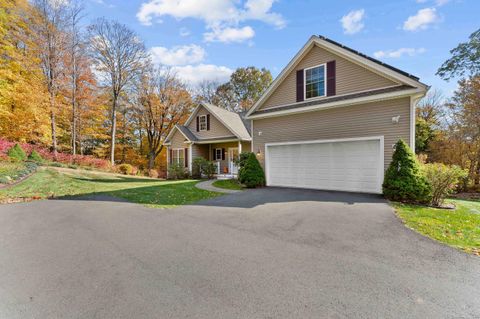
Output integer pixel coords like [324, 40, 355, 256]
[213, 67, 272, 111]
[194, 80, 221, 105]
[0, 0, 50, 143]
[88, 18, 148, 165]
[65, 1, 85, 155]
[136, 67, 192, 169]
[415, 89, 444, 153]
[31, 0, 71, 158]
[437, 28, 480, 81]
[445, 77, 480, 187]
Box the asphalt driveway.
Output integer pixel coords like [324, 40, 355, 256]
[0, 188, 479, 318]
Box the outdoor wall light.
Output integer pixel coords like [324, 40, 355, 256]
[256, 148, 261, 156]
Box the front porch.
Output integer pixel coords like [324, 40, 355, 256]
[192, 139, 247, 176]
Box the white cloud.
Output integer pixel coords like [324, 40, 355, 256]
[204, 26, 255, 43]
[179, 27, 190, 37]
[172, 64, 233, 85]
[340, 9, 365, 35]
[403, 8, 439, 31]
[416, 0, 450, 5]
[373, 47, 426, 59]
[435, 0, 450, 6]
[136, 0, 285, 43]
[137, 0, 285, 27]
[149, 44, 206, 66]
[150, 44, 206, 66]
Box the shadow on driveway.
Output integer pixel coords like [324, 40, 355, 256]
[54, 185, 386, 209]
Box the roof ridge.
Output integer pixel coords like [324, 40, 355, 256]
[317, 35, 420, 81]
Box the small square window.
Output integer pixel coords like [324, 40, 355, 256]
[199, 115, 207, 131]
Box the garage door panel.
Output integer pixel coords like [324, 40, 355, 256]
[266, 139, 382, 193]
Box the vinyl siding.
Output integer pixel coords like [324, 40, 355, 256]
[260, 45, 398, 110]
[241, 141, 251, 153]
[192, 144, 209, 160]
[253, 97, 411, 171]
[187, 107, 234, 139]
[169, 130, 188, 149]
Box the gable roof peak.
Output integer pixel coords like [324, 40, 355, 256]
[315, 35, 420, 81]
[246, 35, 428, 117]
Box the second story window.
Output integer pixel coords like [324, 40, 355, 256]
[305, 64, 326, 99]
[199, 115, 207, 131]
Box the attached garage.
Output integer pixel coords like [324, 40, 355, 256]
[265, 137, 384, 194]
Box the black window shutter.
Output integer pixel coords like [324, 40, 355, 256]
[184, 148, 188, 168]
[169, 149, 173, 164]
[213, 148, 216, 160]
[221, 148, 225, 161]
[326, 60, 336, 96]
[206, 114, 210, 130]
[296, 69, 304, 102]
[196, 116, 199, 132]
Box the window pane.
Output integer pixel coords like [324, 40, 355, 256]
[304, 65, 325, 99]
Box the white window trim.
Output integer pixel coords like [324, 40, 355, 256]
[171, 148, 185, 165]
[304, 63, 327, 100]
[199, 115, 207, 131]
[215, 148, 223, 161]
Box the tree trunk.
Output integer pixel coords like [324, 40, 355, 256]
[72, 101, 77, 155]
[110, 97, 117, 165]
[148, 150, 156, 170]
[50, 91, 57, 160]
[139, 128, 143, 155]
[72, 84, 77, 155]
[475, 159, 480, 186]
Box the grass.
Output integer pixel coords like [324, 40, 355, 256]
[0, 161, 37, 184]
[393, 199, 480, 255]
[0, 161, 26, 179]
[0, 167, 220, 208]
[212, 179, 243, 190]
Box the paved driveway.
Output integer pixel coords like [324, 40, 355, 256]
[0, 188, 479, 318]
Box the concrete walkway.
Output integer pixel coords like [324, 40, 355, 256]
[195, 179, 242, 194]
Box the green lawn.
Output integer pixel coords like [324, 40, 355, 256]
[394, 199, 480, 255]
[0, 161, 32, 184]
[0, 167, 220, 208]
[212, 179, 243, 190]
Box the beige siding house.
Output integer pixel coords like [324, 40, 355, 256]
[165, 35, 428, 194]
[165, 103, 252, 177]
[245, 35, 428, 194]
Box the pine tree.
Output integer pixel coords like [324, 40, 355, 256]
[383, 140, 431, 203]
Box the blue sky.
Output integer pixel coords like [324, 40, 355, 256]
[84, 0, 479, 97]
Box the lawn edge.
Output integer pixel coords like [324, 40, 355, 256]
[390, 201, 480, 257]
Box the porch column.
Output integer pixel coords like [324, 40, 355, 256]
[188, 143, 193, 174]
[238, 140, 242, 154]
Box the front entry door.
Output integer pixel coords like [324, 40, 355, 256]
[228, 148, 239, 174]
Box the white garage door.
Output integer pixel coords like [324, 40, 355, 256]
[265, 137, 384, 194]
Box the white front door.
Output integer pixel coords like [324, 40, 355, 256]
[228, 148, 239, 174]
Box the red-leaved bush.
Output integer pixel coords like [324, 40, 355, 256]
[0, 138, 111, 170]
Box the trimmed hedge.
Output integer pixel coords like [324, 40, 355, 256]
[238, 152, 265, 188]
[7, 144, 26, 161]
[383, 140, 431, 203]
[28, 150, 44, 163]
